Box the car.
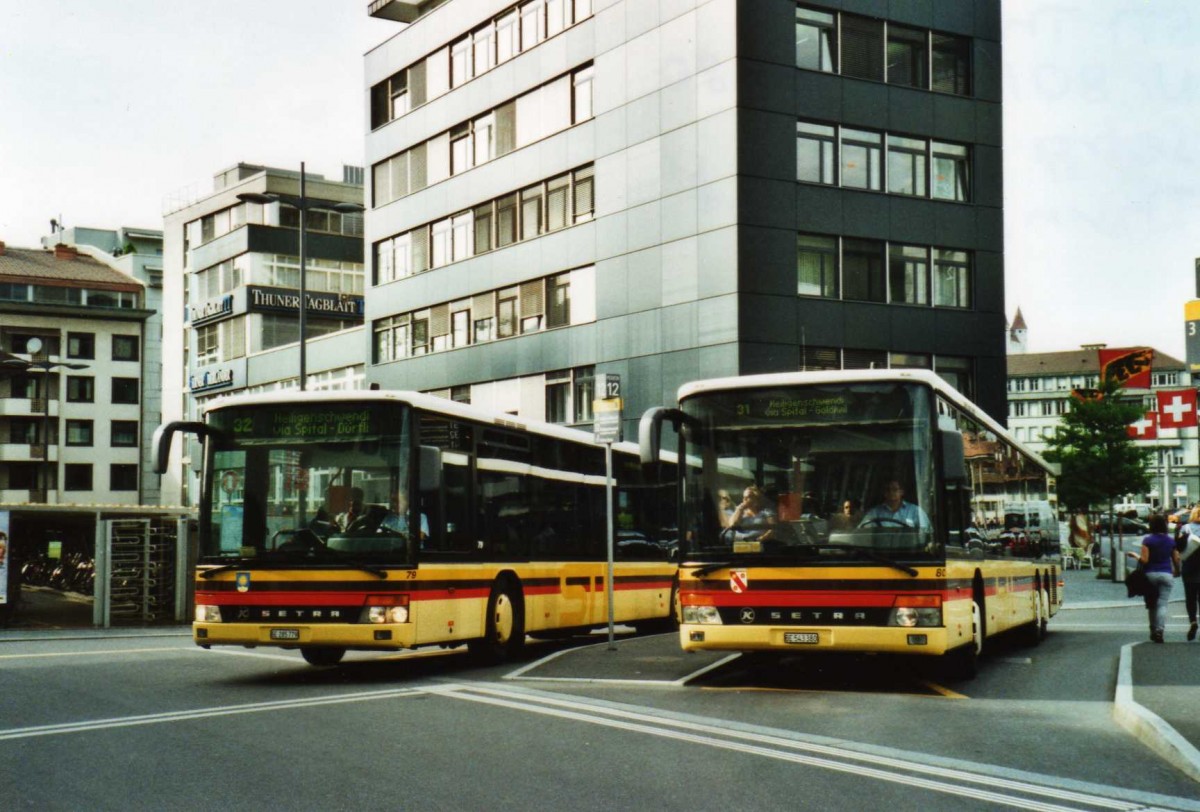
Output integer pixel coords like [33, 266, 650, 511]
[1095, 515, 1148, 536]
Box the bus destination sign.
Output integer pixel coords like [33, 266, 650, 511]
[218, 406, 382, 441]
[736, 395, 850, 421]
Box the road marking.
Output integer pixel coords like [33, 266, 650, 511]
[505, 639, 738, 686]
[432, 683, 1179, 811]
[0, 687, 427, 741]
[0, 646, 195, 661]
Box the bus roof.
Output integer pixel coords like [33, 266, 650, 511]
[676, 368, 1055, 474]
[201, 388, 646, 457]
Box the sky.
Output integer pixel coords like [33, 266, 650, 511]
[1, 0, 1196, 361]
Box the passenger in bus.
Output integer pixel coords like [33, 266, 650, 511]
[859, 480, 930, 530]
[830, 499, 861, 531]
[728, 485, 777, 541]
[380, 491, 429, 541]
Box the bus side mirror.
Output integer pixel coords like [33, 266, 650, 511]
[151, 421, 214, 475]
[941, 429, 967, 484]
[419, 445, 442, 493]
[639, 406, 692, 466]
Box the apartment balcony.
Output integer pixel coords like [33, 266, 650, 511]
[367, 0, 426, 23]
[0, 442, 57, 463]
[0, 397, 60, 418]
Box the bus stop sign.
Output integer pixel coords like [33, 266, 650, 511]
[592, 373, 622, 443]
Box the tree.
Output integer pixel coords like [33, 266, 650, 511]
[1042, 376, 1152, 512]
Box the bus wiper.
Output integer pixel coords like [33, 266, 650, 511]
[347, 562, 389, 579]
[843, 548, 918, 577]
[199, 564, 241, 580]
[691, 561, 733, 577]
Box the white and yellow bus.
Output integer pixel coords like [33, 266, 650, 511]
[639, 369, 1060, 678]
[154, 391, 677, 666]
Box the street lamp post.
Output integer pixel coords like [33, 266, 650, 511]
[1, 337, 88, 502]
[237, 162, 365, 391]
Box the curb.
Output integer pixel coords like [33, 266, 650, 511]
[1113, 642, 1200, 784]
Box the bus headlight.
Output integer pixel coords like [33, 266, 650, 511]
[888, 595, 941, 627]
[195, 604, 222, 623]
[360, 594, 410, 624]
[682, 605, 722, 625]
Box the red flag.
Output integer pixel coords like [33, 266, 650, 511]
[1128, 411, 1158, 440]
[1099, 347, 1153, 389]
[1156, 389, 1198, 429]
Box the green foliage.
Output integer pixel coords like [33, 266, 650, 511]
[1042, 376, 1152, 511]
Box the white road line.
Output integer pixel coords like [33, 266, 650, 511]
[505, 640, 739, 686]
[0, 688, 425, 741]
[0, 646, 196, 661]
[430, 683, 1189, 812]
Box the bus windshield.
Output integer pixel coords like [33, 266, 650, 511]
[201, 402, 414, 567]
[680, 381, 939, 563]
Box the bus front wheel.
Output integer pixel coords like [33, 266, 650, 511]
[470, 579, 525, 662]
[301, 647, 346, 667]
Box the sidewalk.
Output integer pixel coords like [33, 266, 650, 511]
[1059, 568, 1200, 783]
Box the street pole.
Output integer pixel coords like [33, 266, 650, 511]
[298, 161, 307, 392]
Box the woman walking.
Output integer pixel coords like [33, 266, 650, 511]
[1140, 514, 1181, 643]
[1179, 508, 1200, 642]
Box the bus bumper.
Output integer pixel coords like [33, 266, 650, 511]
[679, 624, 953, 655]
[194, 622, 417, 650]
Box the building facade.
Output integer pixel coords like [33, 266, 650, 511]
[1006, 345, 1196, 510]
[363, 0, 1006, 432]
[0, 242, 151, 505]
[160, 163, 366, 504]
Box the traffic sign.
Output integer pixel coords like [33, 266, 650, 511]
[1186, 300, 1200, 372]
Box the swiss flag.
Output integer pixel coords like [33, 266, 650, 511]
[1157, 389, 1199, 429]
[1128, 411, 1158, 440]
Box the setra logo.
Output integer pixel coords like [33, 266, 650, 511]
[235, 572, 251, 593]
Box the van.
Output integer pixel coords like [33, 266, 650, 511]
[1002, 501, 1060, 554]
[1114, 502, 1153, 520]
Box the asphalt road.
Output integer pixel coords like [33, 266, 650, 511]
[2, 611, 1199, 811]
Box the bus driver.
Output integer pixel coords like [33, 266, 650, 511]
[859, 479, 930, 530]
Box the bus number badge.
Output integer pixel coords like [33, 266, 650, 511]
[236, 572, 251, 593]
[730, 570, 748, 593]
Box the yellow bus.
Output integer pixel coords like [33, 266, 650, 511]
[639, 369, 1060, 678]
[153, 391, 677, 666]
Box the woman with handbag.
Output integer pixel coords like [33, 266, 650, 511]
[1141, 514, 1181, 643]
[1179, 507, 1200, 642]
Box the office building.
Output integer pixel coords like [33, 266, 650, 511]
[363, 0, 1006, 432]
[160, 163, 366, 504]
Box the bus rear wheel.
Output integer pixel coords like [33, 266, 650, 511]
[469, 579, 525, 662]
[301, 646, 346, 667]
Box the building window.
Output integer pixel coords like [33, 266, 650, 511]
[886, 134, 927, 197]
[572, 65, 593, 122]
[111, 421, 138, 447]
[110, 464, 138, 492]
[842, 238, 886, 303]
[64, 464, 93, 491]
[547, 274, 571, 328]
[890, 352, 930, 369]
[800, 346, 841, 372]
[886, 24, 927, 88]
[797, 233, 838, 298]
[932, 142, 970, 201]
[573, 165, 594, 222]
[932, 33, 971, 95]
[497, 296, 518, 338]
[840, 128, 882, 191]
[795, 7, 836, 72]
[933, 248, 971, 308]
[888, 244, 929, 305]
[112, 377, 139, 404]
[797, 121, 836, 185]
[67, 376, 94, 403]
[573, 366, 595, 423]
[546, 369, 570, 424]
[840, 15, 884, 81]
[451, 310, 471, 348]
[66, 420, 93, 447]
[112, 334, 139, 362]
[67, 332, 94, 359]
[937, 358, 974, 401]
[521, 185, 544, 240]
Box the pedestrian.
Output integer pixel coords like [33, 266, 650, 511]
[1140, 513, 1181, 643]
[1178, 507, 1200, 642]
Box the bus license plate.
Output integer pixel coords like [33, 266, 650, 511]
[270, 628, 300, 641]
[784, 632, 819, 645]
